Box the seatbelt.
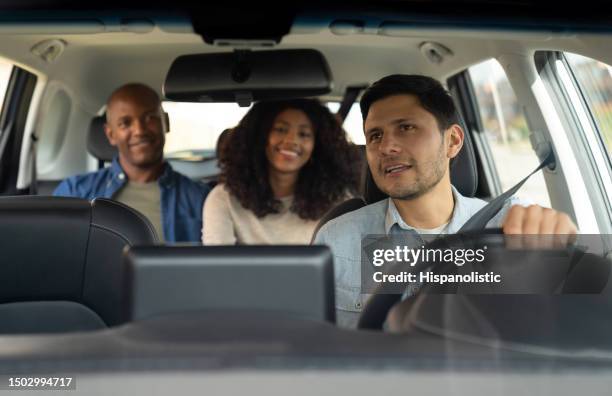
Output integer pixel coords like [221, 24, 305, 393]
[336, 85, 367, 123]
[458, 149, 556, 232]
[29, 132, 38, 195]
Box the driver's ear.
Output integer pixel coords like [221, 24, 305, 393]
[104, 123, 117, 146]
[446, 124, 464, 160]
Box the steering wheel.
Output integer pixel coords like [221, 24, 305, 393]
[356, 229, 600, 330]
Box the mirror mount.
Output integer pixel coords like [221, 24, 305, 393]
[235, 92, 254, 108]
[231, 50, 252, 84]
[190, 6, 295, 46]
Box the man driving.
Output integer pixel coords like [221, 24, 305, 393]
[314, 75, 577, 328]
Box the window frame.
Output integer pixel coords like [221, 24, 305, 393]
[534, 51, 612, 233]
[561, 52, 612, 170]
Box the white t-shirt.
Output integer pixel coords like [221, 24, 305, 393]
[413, 222, 450, 235]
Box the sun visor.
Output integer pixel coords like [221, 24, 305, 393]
[163, 49, 332, 107]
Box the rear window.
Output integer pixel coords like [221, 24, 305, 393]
[162, 102, 250, 155]
[162, 101, 365, 156]
[326, 102, 365, 144]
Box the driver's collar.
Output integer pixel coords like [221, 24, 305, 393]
[384, 185, 467, 235]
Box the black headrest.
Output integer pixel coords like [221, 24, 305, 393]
[362, 126, 479, 204]
[87, 113, 171, 162]
[87, 116, 116, 162]
[0, 196, 158, 326]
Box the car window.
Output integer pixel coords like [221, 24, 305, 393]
[0, 58, 13, 141]
[563, 53, 612, 159]
[0, 58, 12, 111]
[326, 102, 365, 144]
[162, 102, 251, 155]
[468, 58, 551, 206]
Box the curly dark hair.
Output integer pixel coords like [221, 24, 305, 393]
[219, 98, 359, 220]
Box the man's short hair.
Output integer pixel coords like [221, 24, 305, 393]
[359, 74, 459, 132]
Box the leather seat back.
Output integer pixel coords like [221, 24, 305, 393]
[0, 196, 158, 333]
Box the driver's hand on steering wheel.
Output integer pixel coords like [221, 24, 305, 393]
[502, 204, 577, 248]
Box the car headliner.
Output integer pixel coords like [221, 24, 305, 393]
[0, 3, 611, 114]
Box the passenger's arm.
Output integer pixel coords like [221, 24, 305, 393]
[202, 184, 237, 245]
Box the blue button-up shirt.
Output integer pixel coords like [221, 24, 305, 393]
[314, 185, 526, 328]
[53, 158, 210, 242]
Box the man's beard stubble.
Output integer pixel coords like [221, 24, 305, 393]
[382, 141, 447, 201]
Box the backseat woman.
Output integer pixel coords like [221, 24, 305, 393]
[202, 98, 358, 244]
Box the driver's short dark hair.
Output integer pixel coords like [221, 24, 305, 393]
[359, 74, 459, 132]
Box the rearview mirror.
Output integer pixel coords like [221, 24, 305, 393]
[163, 49, 332, 107]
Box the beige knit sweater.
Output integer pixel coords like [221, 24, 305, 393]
[202, 183, 320, 245]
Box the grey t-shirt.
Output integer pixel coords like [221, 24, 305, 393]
[114, 180, 164, 242]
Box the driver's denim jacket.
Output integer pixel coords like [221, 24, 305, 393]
[313, 185, 525, 329]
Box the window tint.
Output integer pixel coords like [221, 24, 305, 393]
[469, 59, 551, 206]
[564, 52, 612, 158]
